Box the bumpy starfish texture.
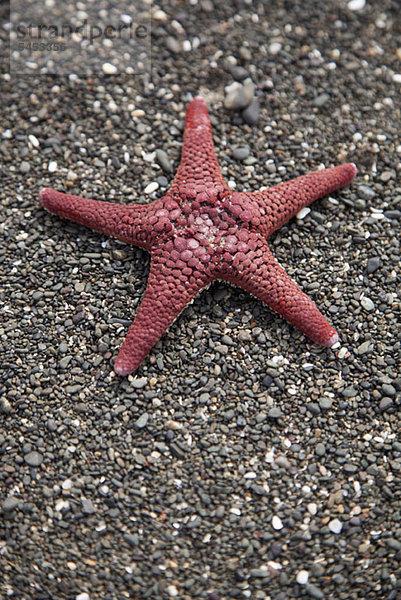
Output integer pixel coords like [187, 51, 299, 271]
[40, 96, 356, 376]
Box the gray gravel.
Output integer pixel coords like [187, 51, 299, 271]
[1, 0, 401, 599]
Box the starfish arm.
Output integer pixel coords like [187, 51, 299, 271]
[248, 163, 357, 236]
[39, 188, 154, 249]
[114, 252, 211, 375]
[169, 97, 229, 198]
[220, 237, 338, 347]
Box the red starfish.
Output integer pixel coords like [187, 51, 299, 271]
[39, 97, 356, 376]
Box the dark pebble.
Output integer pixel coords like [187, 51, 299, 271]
[357, 185, 376, 201]
[2, 497, 19, 512]
[306, 583, 324, 599]
[229, 65, 249, 81]
[24, 451, 43, 467]
[379, 398, 393, 412]
[268, 407, 282, 419]
[134, 413, 149, 429]
[262, 375, 273, 388]
[241, 100, 260, 125]
[232, 146, 250, 161]
[366, 257, 380, 274]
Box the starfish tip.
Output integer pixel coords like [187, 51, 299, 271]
[326, 331, 339, 347]
[114, 359, 132, 377]
[39, 187, 54, 209]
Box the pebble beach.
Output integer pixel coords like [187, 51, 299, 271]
[1, 1, 400, 599]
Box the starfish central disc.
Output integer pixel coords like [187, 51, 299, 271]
[39, 96, 356, 375]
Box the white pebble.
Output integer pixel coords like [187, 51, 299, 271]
[48, 160, 57, 172]
[296, 570, 309, 584]
[361, 296, 374, 312]
[61, 479, 72, 490]
[76, 594, 90, 600]
[102, 62, 118, 75]
[142, 151, 156, 163]
[269, 42, 282, 55]
[329, 518, 343, 534]
[337, 347, 348, 359]
[348, 0, 366, 10]
[296, 207, 311, 220]
[144, 181, 159, 194]
[307, 502, 317, 516]
[166, 585, 178, 597]
[392, 74, 401, 84]
[153, 9, 168, 22]
[120, 14, 132, 24]
[272, 515, 283, 530]
[230, 507, 241, 516]
[2, 129, 12, 139]
[29, 134, 39, 147]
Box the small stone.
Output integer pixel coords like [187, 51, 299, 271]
[366, 257, 380, 274]
[319, 397, 332, 411]
[268, 407, 282, 419]
[2, 496, 19, 512]
[262, 375, 273, 388]
[384, 210, 401, 220]
[296, 570, 309, 584]
[382, 384, 396, 397]
[233, 146, 250, 161]
[344, 463, 358, 473]
[102, 62, 118, 75]
[48, 160, 57, 172]
[76, 594, 90, 600]
[348, 0, 366, 10]
[315, 443, 326, 457]
[0, 398, 12, 414]
[307, 503, 317, 516]
[306, 402, 320, 415]
[379, 398, 393, 412]
[134, 412, 149, 429]
[296, 207, 311, 220]
[224, 80, 255, 111]
[328, 518, 343, 534]
[28, 134, 40, 147]
[306, 584, 324, 599]
[82, 498, 96, 514]
[269, 41, 282, 55]
[132, 377, 147, 389]
[386, 538, 401, 551]
[229, 65, 249, 81]
[242, 100, 260, 125]
[67, 170, 78, 181]
[155, 149, 172, 173]
[20, 161, 30, 173]
[166, 36, 181, 54]
[272, 515, 283, 530]
[124, 533, 139, 547]
[357, 185, 376, 201]
[24, 451, 43, 467]
[357, 340, 373, 355]
[380, 170, 393, 182]
[361, 296, 374, 312]
[313, 93, 330, 108]
[144, 181, 159, 194]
